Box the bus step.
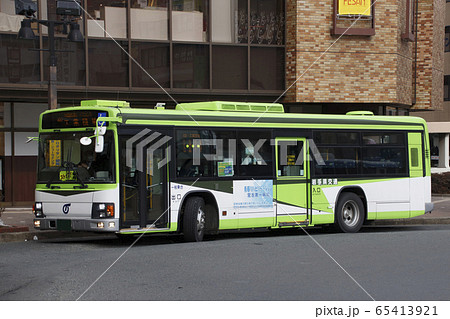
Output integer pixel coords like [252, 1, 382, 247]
[278, 220, 309, 227]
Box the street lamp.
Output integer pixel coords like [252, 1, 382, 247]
[17, 0, 83, 110]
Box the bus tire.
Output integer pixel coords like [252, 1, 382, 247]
[183, 196, 206, 242]
[335, 192, 364, 233]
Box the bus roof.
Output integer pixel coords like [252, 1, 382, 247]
[40, 100, 428, 130]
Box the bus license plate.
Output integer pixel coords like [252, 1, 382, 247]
[57, 220, 72, 231]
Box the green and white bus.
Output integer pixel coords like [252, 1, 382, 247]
[33, 100, 433, 241]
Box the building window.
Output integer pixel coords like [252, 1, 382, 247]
[0, 34, 40, 84]
[212, 46, 247, 90]
[212, 0, 247, 43]
[0, 0, 38, 33]
[250, 0, 284, 45]
[131, 0, 168, 41]
[446, 27, 450, 53]
[250, 47, 284, 90]
[173, 44, 209, 88]
[445, 75, 450, 101]
[88, 40, 129, 87]
[131, 42, 170, 88]
[86, 0, 127, 39]
[41, 0, 84, 36]
[332, 0, 375, 36]
[172, 0, 209, 42]
[43, 38, 85, 86]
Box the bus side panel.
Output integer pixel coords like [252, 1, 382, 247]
[410, 177, 426, 217]
[170, 181, 238, 230]
[320, 178, 411, 221]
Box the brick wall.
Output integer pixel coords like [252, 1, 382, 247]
[285, 0, 443, 112]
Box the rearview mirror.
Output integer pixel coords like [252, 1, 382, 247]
[95, 135, 104, 153]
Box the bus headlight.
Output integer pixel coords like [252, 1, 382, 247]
[33, 202, 44, 217]
[92, 203, 114, 219]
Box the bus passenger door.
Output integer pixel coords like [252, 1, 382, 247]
[120, 132, 169, 229]
[139, 145, 169, 228]
[275, 138, 310, 227]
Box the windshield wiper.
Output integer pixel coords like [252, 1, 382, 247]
[73, 169, 88, 189]
[46, 165, 64, 189]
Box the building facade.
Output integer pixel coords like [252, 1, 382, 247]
[0, 0, 444, 205]
[413, 0, 449, 170]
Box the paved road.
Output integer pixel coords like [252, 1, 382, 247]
[1, 225, 449, 301]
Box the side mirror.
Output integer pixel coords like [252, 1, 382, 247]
[80, 137, 92, 146]
[95, 135, 104, 153]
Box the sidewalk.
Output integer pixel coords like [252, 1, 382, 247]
[1, 196, 450, 243]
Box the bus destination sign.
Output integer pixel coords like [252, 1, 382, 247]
[42, 111, 109, 129]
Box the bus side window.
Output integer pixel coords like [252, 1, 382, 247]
[238, 131, 273, 177]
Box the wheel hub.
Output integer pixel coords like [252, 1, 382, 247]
[197, 208, 205, 234]
[342, 200, 359, 227]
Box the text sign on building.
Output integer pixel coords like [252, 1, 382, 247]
[338, 0, 371, 16]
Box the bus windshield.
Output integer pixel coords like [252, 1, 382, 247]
[37, 131, 115, 185]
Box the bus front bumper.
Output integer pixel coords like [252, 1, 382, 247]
[425, 202, 434, 213]
[33, 218, 119, 232]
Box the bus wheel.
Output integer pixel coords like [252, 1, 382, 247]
[183, 197, 206, 242]
[336, 193, 364, 233]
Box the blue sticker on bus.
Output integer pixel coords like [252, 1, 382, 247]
[98, 112, 107, 126]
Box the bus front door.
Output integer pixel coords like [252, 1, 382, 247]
[120, 134, 169, 230]
[275, 138, 311, 227]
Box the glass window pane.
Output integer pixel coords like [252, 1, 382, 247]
[176, 129, 213, 178]
[445, 75, 450, 101]
[41, 0, 84, 36]
[446, 26, 450, 53]
[250, 47, 284, 90]
[212, 46, 247, 90]
[43, 38, 86, 86]
[315, 147, 359, 176]
[131, 42, 169, 88]
[411, 148, 419, 167]
[238, 131, 273, 177]
[86, 0, 127, 38]
[211, 0, 247, 44]
[172, 0, 208, 42]
[250, 0, 284, 45]
[277, 140, 304, 177]
[88, 40, 128, 87]
[173, 44, 209, 89]
[0, 34, 40, 84]
[15, 132, 38, 156]
[314, 131, 359, 145]
[131, 1, 168, 40]
[0, 0, 38, 32]
[362, 133, 405, 145]
[362, 147, 407, 175]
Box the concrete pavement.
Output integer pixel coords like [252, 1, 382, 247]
[1, 196, 450, 243]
